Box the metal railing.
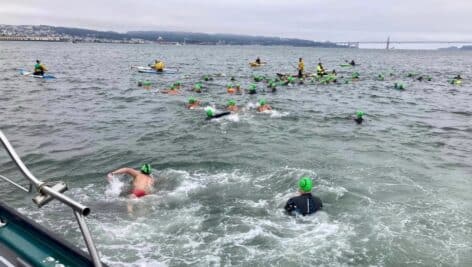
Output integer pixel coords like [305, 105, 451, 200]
[0, 130, 102, 267]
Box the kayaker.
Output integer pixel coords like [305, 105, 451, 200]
[454, 75, 462, 80]
[349, 60, 356, 66]
[153, 60, 165, 72]
[284, 177, 323, 216]
[33, 60, 47, 76]
[257, 99, 272, 112]
[317, 62, 326, 76]
[298, 58, 305, 78]
[255, 57, 261, 64]
[108, 164, 155, 198]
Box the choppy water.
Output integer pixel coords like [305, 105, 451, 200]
[1, 42, 472, 266]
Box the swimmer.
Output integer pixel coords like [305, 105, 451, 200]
[257, 99, 272, 112]
[187, 97, 200, 109]
[248, 84, 257, 94]
[227, 84, 236, 94]
[161, 86, 181, 95]
[354, 111, 364, 124]
[108, 164, 155, 198]
[194, 83, 203, 93]
[173, 81, 182, 89]
[284, 177, 323, 216]
[226, 100, 239, 112]
[235, 84, 242, 94]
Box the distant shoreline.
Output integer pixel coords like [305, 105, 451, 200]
[0, 24, 352, 48]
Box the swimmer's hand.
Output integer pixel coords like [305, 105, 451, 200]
[107, 172, 114, 181]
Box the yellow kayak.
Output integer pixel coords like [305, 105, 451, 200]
[249, 62, 266, 67]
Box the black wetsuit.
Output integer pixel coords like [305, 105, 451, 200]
[206, 112, 231, 120]
[298, 70, 303, 78]
[284, 193, 322, 216]
[354, 117, 364, 124]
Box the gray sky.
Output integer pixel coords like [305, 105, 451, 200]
[1, 0, 471, 42]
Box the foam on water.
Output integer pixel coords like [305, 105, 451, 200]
[105, 174, 125, 198]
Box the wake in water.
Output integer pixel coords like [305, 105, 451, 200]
[105, 174, 125, 198]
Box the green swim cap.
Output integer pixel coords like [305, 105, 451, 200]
[356, 111, 364, 118]
[205, 107, 215, 117]
[250, 84, 257, 90]
[227, 83, 233, 88]
[259, 99, 266, 105]
[228, 100, 236, 106]
[189, 97, 196, 104]
[140, 164, 152, 175]
[298, 177, 313, 192]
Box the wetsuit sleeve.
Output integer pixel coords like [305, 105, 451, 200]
[284, 198, 296, 213]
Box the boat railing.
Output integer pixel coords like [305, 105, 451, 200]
[0, 130, 102, 267]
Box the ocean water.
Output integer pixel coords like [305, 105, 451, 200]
[0, 42, 471, 266]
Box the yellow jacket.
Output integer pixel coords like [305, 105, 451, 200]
[298, 61, 305, 71]
[154, 62, 165, 71]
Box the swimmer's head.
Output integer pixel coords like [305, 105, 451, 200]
[228, 100, 236, 106]
[259, 99, 266, 106]
[205, 107, 215, 117]
[140, 164, 152, 175]
[189, 97, 197, 104]
[227, 83, 233, 89]
[298, 176, 313, 193]
[249, 84, 257, 90]
[356, 111, 364, 118]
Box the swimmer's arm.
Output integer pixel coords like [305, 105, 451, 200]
[110, 168, 140, 178]
[284, 199, 296, 213]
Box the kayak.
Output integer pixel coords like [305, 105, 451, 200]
[19, 69, 56, 79]
[249, 62, 266, 67]
[340, 64, 352, 67]
[133, 66, 178, 74]
[137, 68, 178, 74]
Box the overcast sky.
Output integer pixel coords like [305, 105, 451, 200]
[1, 0, 471, 42]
